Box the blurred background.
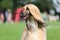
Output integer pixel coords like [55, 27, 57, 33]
[0, 0, 60, 40]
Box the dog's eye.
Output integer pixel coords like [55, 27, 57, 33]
[25, 10, 29, 14]
[26, 10, 29, 13]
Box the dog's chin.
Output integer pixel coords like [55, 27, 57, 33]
[23, 17, 27, 20]
[22, 15, 29, 20]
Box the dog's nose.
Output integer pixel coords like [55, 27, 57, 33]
[20, 12, 24, 18]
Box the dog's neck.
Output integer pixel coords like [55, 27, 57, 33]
[26, 16, 39, 31]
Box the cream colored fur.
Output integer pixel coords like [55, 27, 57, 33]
[21, 4, 46, 40]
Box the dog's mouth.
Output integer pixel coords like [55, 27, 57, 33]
[20, 13, 31, 20]
[20, 7, 32, 20]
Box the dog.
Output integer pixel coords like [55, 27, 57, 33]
[20, 4, 46, 40]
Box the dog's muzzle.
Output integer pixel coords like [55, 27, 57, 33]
[20, 12, 31, 20]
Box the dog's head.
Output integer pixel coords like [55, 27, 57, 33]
[20, 7, 31, 20]
[20, 4, 45, 24]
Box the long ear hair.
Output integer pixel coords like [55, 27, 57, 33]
[23, 4, 45, 24]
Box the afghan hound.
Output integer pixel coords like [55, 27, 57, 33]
[20, 4, 46, 40]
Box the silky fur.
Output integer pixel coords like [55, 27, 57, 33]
[21, 4, 46, 40]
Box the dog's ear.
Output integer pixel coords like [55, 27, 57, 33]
[28, 4, 45, 24]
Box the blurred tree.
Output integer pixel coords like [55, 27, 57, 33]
[0, 0, 3, 9]
[0, 0, 2, 1]
[17, 0, 52, 12]
[12, 0, 17, 10]
[0, 0, 52, 12]
[1, 0, 13, 9]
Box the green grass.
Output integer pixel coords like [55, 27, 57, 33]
[47, 21, 60, 40]
[0, 21, 60, 40]
[0, 22, 26, 40]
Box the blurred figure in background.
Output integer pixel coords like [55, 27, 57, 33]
[52, 0, 60, 20]
[41, 10, 48, 22]
[12, 7, 24, 23]
[0, 10, 4, 23]
[5, 9, 12, 23]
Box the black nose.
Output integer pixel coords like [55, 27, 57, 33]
[20, 12, 24, 18]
